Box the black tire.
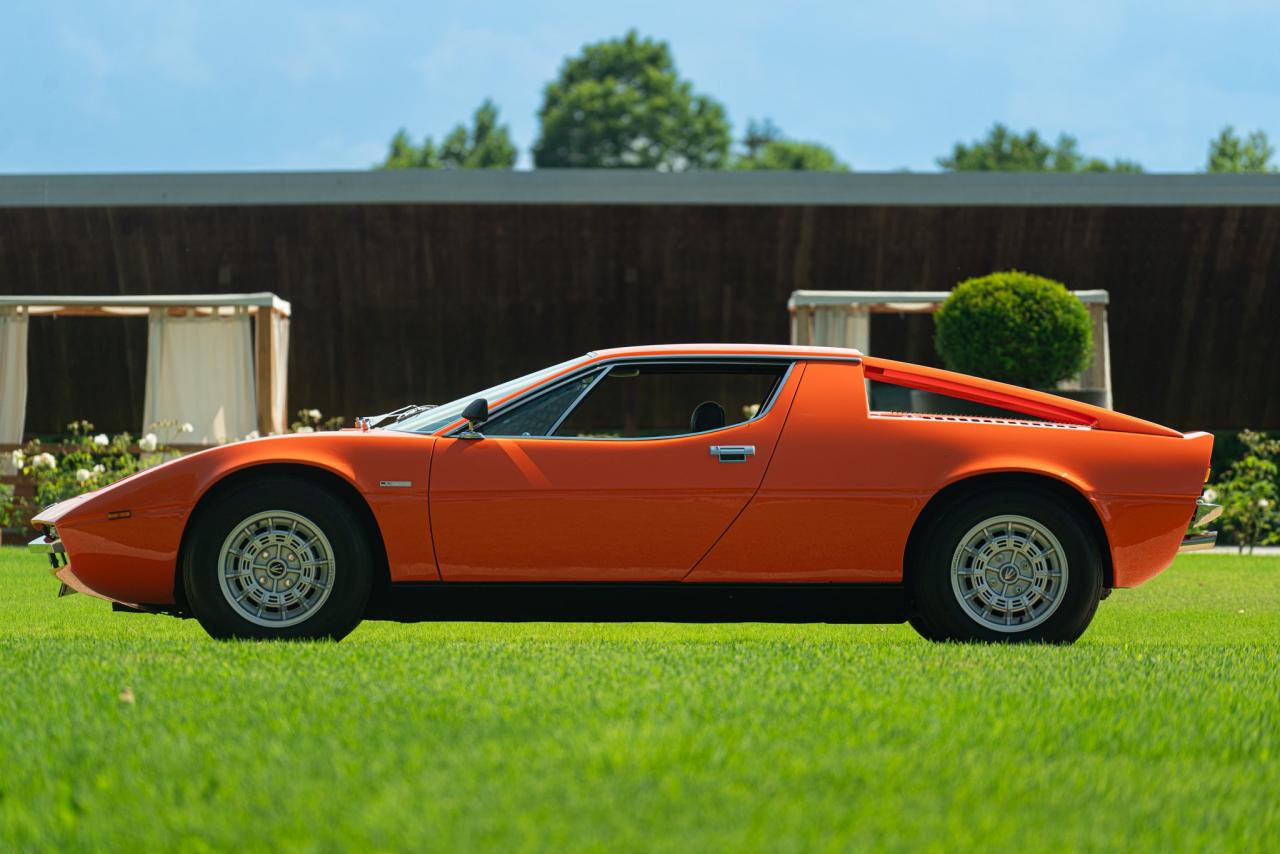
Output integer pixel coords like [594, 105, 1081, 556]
[906, 488, 1103, 644]
[182, 476, 373, 641]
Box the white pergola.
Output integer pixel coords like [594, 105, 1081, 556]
[0, 293, 291, 445]
[788, 289, 1112, 408]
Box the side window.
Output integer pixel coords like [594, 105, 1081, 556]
[480, 371, 599, 437]
[865, 379, 1048, 421]
[553, 362, 788, 439]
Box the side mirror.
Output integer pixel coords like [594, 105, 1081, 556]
[459, 398, 489, 438]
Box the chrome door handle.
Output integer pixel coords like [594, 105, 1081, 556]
[709, 445, 755, 463]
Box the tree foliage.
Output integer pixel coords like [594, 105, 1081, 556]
[532, 30, 731, 170]
[732, 119, 849, 171]
[380, 100, 516, 170]
[934, 271, 1092, 389]
[938, 123, 1142, 173]
[1206, 126, 1277, 173]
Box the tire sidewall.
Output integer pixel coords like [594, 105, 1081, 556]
[909, 489, 1103, 643]
[182, 477, 372, 640]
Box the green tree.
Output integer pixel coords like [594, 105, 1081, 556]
[379, 100, 516, 170]
[532, 30, 730, 170]
[732, 119, 849, 171]
[938, 123, 1142, 173]
[1206, 126, 1277, 173]
[382, 129, 430, 169]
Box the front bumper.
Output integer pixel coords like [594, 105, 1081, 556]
[29, 527, 67, 570]
[1179, 499, 1222, 552]
[29, 527, 79, 597]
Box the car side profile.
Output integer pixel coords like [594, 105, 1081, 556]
[30, 344, 1219, 643]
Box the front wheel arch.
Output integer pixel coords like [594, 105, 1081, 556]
[902, 472, 1113, 591]
[174, 463, 391, 617]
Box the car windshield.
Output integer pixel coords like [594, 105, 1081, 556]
[387, 355, 590, 435]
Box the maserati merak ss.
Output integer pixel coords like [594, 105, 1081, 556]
[30, 344, 1220, 643]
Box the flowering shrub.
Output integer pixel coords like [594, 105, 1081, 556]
[0, 483, 13, 529]
[1208, 430, 1280, 554]
[1, 411, 339, 533]
[3, 420, 179, 533]
[290, 408, 345, 434]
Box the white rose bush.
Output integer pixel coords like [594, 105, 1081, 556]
[3, 410, 341, 532]
[2, 419, 180, 534]
[290, 408, 345, 434]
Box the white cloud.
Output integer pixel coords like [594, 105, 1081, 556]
[59, 29, 114, 78]
[58, 1, 212, 86]
[277, 7, 381, 83]
[267, 135, 387, 170]
[414, 24, 559, 93]
[117, 0, 212, 84]
[141, 0, 211, 85]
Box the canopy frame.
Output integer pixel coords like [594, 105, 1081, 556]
[0, 292, 291, 440]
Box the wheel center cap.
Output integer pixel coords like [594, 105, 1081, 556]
[999, 564, 1020, 582]
[266, 559, 288, 578]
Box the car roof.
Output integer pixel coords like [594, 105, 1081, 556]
[588, 343, 863, 360]
[414, 343, 864, 436]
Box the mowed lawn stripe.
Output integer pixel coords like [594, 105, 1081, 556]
[0, 548, 1276, 851]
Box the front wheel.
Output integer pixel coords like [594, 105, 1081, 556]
[182, 477, 373, 640]
[907, 489, 1103, 643]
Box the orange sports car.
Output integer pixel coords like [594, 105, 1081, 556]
[30, 344, 1219, 643]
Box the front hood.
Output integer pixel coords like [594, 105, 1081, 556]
[37, 428, 435, 531]
[30, 490, 97, 527]
[31, 441, 216, 526]
[28, 433, 334, 527]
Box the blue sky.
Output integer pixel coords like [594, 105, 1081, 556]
[2, 0, 1277, 173]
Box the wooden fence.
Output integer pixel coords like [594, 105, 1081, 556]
[2, 202, 1278, 432]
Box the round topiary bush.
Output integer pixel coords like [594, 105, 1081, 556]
[934, 271, 1092, 389]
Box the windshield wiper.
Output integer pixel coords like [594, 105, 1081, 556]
[360, 403, 436, 429]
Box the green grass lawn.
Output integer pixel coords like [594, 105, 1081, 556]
[1, 547, 1277, 852]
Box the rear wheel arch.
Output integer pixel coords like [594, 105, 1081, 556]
[902, 471, 1114, 590]
[174, 463, 392, 616]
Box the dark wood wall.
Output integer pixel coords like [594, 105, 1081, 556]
[2, 203, 1277, 434]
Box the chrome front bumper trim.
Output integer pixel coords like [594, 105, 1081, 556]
[29, 531, 67, 570]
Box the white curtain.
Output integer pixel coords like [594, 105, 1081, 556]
[0, 307, 28, 444]
[269, 312, 290, 435]
[144, 309, 257, 444]
[793, 306, 871, 351]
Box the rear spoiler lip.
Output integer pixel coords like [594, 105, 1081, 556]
[860, 357, 1183, 438]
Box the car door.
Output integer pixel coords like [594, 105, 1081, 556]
[428, 359, 803, 581]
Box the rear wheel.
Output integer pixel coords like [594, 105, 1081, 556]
[182, 477, 372, 640]
[907, 489, 1103, 643]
